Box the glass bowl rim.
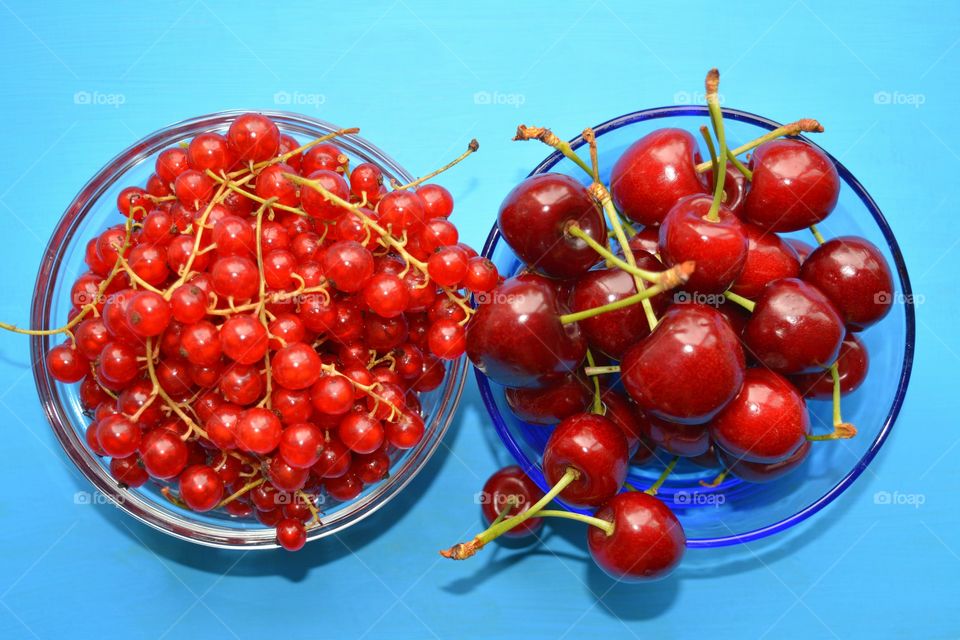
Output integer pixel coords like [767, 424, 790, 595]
[475, 104, 916, 548]
[29, 109, 467, 549]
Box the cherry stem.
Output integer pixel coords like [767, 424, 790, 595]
[807, 363, 858, 441]
[533, 509, 614, 536]
[699, 125, 719, 177]
[700, 469, 728, 488]
[566, 224, 688, 288]
[694, 118, 825, 173]
[723, 290, 756, 313]
[391, 139, 479, 190]
[644, 456, 679, 495]
[705, 69, 727, 223]
[726, 149, 753, 180]
[585, 350, 603, 414]
[559, 273, 688, 325]
[440, 467, 580, 560]
[488, 495, 520, 528]
[809, 224, 826, 245]
[584, 365, 620, 376]
[513, 125, 594, 177]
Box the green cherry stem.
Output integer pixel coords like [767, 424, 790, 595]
[809, 224, 827, 245]
[533, 509, 614, 535]
[723, 290, 756, 313]
[700, 468, 729, 488]
[644, 456, 680, 495]
[586, 350, 603, 414]
[513, 125, 594, 177]
[699, 125, 719, 177]
[559, 269, 692, 325]
[584, 365, 621, 377]
[726, 149, 753, 180]
[694, 118, 825, 173]
[705, 69, 728, 223]
[566, 225, 682, 285]
[807, 363, 858, 441]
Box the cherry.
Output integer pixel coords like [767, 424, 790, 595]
[730, 223, 801, 298]
[227, 113, 280, 163]
[788, 238, 815, 263]
[276, 518, 307, 551]
[504, 374, 591, 425]
[791, 335, 869, 399]
[479, 466, 545, 537]
[659, 195, 747, 294]
[600, 389, 652, 458]
[610, 128, 703, 225]
[800, 236, 894, 331]
[710, 369, 809, 463]
[702, 161, 748, 215]
[272, 342, 322, 390]
[638, 413, 710, 457]
[718, 440, 811, 483]
[588, 492, 686, 581]
[744, 139, 840, 232]
[497, 173, 606, 279]
[621, 304, 745, 424]
[743, 278, 844, 373]
[140, 428, 189, 479]
[466, 275, 586, 389]
[542, 413, 628, 507]
[179, 465, 224, 512]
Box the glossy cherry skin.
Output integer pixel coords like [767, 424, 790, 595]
[638, 413, 710, 457]
[718, 440, 811, 483]
[610, 128, 703, 226]
[621, 304, 745, 424]
[466, 276, 586, 389]
[744, 139, 840, 232]
[743, 278, 844, 374]
[600, 389, 650, 458]
[497, 173, 606, 279]
[702, 161, 748, 216]
[504, 374, 592, 425]
[800, 236, 894, 331]
[659, 195, 748, 294]
[568, 250, 669, 359]
[730, 223, 801, 299]
[542, 413, 628, 508]
[587, 492, 686, 582]
[480, 466, 545, 537]
[709, 369, 809, 463]
[790, 335, 869, 400]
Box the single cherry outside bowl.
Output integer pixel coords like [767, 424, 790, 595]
[476, 105, 915, 548]
[31, 110, 466, 549]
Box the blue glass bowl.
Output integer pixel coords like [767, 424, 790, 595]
[475, 105, 915, 548]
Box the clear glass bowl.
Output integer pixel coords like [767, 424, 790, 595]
[476, 105, 915, 548]
[30, 110, 466, 549]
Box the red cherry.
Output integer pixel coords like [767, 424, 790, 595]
[479, 466, 545, 537]
[542, 413, 628, 508]
[504, 375, 592, 425]
[730, 223, 801, 299]
[791, 335, 869, 399]
[637, 413, 710, 457]
[718, 440, 812, 483]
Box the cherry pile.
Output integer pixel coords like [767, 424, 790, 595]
[446, 69, 894, 581]
[9, 113, 498, 551]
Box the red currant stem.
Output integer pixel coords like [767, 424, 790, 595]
[295, 490, 322, 525]
[584, 365, 620, 376]
[224, 128, 360, 180]
[216, 477, 265, 508]
[705, 69, 727, 223]
[566, 225, 675, 286]
[559, 262, 694, 325]
[699, 124, 720, 177]
[160, 487, 189, 509]
[143, 337, 210, 441]
[391, 139, 479, 191]
[118, 255, 165, 295]
[440, 467, 580, 560]
[699, 468, 729, 488]
[532, 509, 615, 536]
[143, 193, 176, 204]
[585, 350, 603, 414]
[644, 455, 680, 495]
[128, 391, 159, 422]
[723, 290, 756, 313]
[809, 224, 826, 245]
[726, 149, 752, 180]
[320, 362, 402, 421]
[513, 125, 594, 177]
[807, 363, 858, 441]
[206, 171, 306, 217]
[165, 182, 230, 297]
[694, 118, 825, 173]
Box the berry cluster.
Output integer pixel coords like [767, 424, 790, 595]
[12, 113, 497, 551]
[447, 69, 893, 580]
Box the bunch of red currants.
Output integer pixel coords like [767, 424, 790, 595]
[13, 113, 497, 551]
[447, 69, 894, 581]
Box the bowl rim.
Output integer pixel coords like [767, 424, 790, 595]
[476, 104, 916, 548]
[30, 109, 467, 549]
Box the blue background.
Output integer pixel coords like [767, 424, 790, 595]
[0, 1, 955, 638]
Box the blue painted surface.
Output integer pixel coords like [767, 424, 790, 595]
[0, 2, 956, 638]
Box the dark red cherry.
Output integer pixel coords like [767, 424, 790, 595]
[743, 278, 844, 374]
[744, 139, 840, 232]
[730, 223, 801, 298]
[588, 492, 686, 581]
[718, 440, 811, 483]
[702, 161, 748, 215]
[479, 466, 545, 537]
[787, 239, 815, 263]
[638, 413, 710, 457]
[542, 413, 628, 508]
[710, 369, 809, 463]
[466, 276, 586, 389]
[621, 304, 745, 424]
[599, 389, 649, 458]
[659, 195, 748, 294]
[790, 335, 869, 399]
[800, 236, 894, 331]
[627, 226, 660, 255]
[610, 128, 703, 226]
[497, 173, 606, 279]
[504, 374, 592, 425]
